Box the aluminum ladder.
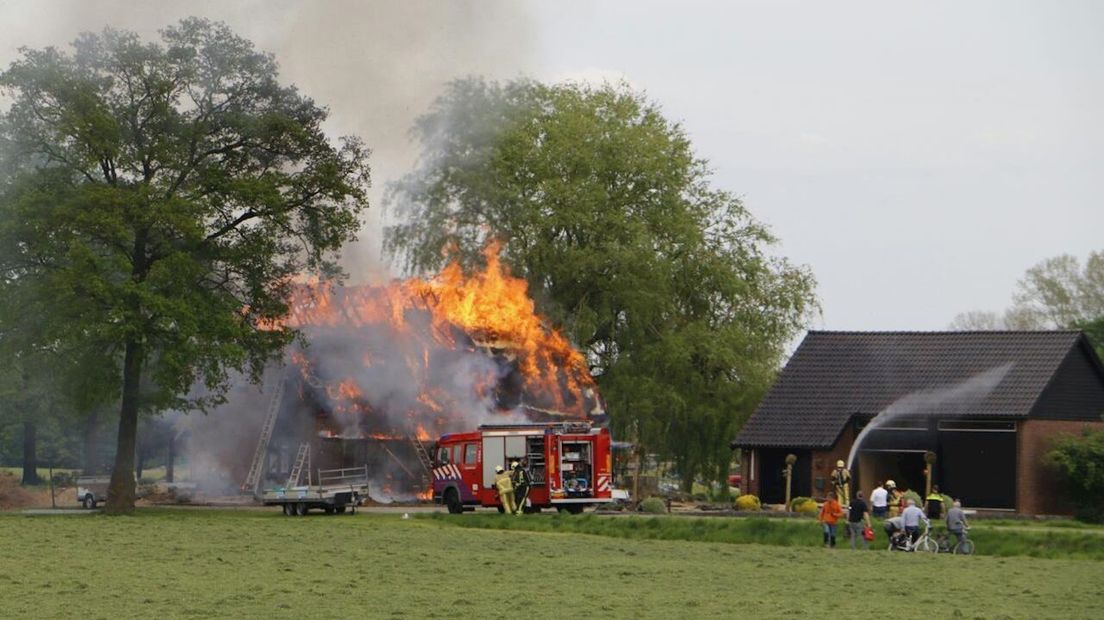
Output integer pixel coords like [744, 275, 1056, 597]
[241, 378, 286, 496]
[410, 435, 434, 494]
[286, 443, 311, 487]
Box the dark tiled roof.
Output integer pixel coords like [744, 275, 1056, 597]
[731, 331, 1093, 449]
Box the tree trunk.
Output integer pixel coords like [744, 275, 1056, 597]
[21, 420, 39, 486]
[107, 338, 142, 514]
[165, 433, 175, 483]
[82, 411, 101, 474]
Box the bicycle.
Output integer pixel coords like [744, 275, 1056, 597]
[933, 527, 975, 555]
[888, 522, 938, 553]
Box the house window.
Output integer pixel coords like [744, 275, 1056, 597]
[879, 417, 928, 431]
[937, 420, 1016, 432]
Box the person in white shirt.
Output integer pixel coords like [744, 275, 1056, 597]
[870, 482, 888, 518]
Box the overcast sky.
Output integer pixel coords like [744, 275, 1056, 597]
[2, 0, 1101, 331]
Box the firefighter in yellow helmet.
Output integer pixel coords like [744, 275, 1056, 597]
[831, 459, 851, 507]
[493, 464, 516, 515]
[886, 480, 903, 517]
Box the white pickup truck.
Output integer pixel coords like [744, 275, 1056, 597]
[76, 476, 110, 509]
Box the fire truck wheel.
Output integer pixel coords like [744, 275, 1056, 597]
[336, 506, 347, 514]
[444, 488, 463, 514]
[324, 505, 336, 515]
[83, 495, 96, 510]
[557, 505, 584, 515]
[523, 505, 541, 514]
[496, 505, 505, 514]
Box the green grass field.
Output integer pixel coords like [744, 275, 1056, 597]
[432, 513, 1104, 561]
[1, 509, 1102, 619]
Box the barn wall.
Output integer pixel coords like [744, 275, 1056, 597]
[741, 449, 758, 497]
[810, 425, 856, 501]
[1031, 342, 1104, 421]
[1017, 419, 1104, 515]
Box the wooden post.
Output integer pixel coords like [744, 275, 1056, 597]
[924, 451, 937, 498]
[48, 461, 56, 509]
[784, 453, 797, 510]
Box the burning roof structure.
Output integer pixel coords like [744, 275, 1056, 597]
[184, 244, 604, 500]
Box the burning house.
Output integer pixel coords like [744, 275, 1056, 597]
[184, 245, 604, 500]
[731, 331, 1104, 515]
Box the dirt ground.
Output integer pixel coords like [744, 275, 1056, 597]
[0, 472, 70, 511]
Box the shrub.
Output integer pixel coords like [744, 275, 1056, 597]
[790, 496, 818, 514]
[734, 494, 761, 511]
[51, 472, 76, 487]
[1047, 428, 1104, 522]
[901, 490, 922, 508]
[640, 497, 667, 514]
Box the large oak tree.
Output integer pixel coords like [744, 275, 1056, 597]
[0, 19, 369, 513]
[386, 79, 816, 489]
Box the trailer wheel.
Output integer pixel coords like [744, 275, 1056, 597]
[324, 505, 335, 515]
[282, 503, 294, 517]
[336, 506, 347, 514]
[82, 494, 96, 510]
[445, 488, 463, 514]
[296, 503, 309, 516]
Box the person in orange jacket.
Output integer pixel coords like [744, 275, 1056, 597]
[818, 491, 845, 548]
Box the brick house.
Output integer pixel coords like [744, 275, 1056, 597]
[730, 331, 1104, 515]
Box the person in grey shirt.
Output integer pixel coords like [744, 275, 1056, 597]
[945, 500, 969, 544]
[901, 499, 929, 544]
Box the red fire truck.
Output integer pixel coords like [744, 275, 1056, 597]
[431, 421, 614, 514]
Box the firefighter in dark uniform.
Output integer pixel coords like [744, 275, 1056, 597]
[925, 485, 944, 520]
[511, 459, 531, 515]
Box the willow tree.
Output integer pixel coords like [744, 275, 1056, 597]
[0, 19, 370, 513]
[386, 79, 816, 489]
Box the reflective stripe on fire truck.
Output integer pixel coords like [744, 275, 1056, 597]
[432, 464, 461, 480]
[596, 474, 610, 492]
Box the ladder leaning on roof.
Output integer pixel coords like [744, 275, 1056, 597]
[410, 435, 434, 494]
[286, 442, 311, 488]
[242, 378, 286, 498]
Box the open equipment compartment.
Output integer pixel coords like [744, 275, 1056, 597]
[560, 440, 592, 497]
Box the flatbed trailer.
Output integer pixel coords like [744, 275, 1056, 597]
[262, 466, 369, 516]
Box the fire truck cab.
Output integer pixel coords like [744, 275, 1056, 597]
[432, 422, 614, 514]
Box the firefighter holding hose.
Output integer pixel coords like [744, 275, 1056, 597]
[831, 460, 851, 507]
[511, 459, 531, 515]
[493, 465, 516, 515]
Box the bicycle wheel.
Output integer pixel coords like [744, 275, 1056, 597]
[953, 539, 975, 555]
[916, 537, 938, 553]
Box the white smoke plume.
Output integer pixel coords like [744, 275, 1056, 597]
[846, 362, 1015, 470]
[0, 0, 538, 281]
[1, 1, 540, 497]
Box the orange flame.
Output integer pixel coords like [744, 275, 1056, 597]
[277, 242, 600, 449]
